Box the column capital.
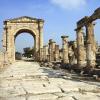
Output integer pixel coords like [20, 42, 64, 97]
[49, 39, 53, 43]
[49, 39, 56, 44]
[61, 36, 69, 38]
[76, 27, 84, 33]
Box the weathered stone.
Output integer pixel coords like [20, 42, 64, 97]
[86, 22, 96, 68]
[68, 41, 77, 66]
[76, 8, 99, 69]
[54, 45, 60, 62]
[43, 45, 49, 61]
[3, 16, 44, 63]
[28, 94, 58, 100]
[0, 61, 100, 99]
[61, 36, 69, 64]
[76, 28, 86, 68]
[49, 39, 56, 62]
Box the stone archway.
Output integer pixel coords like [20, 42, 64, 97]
[14, 29, 36, 61]
[2, 16, 44, 63]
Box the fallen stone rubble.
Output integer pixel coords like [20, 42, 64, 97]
[39, 61, 100, 81]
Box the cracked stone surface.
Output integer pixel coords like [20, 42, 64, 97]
[0, 61, 100, 100]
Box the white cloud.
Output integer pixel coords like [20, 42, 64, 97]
[50, 0, 86, 10]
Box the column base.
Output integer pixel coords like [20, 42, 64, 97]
[87, 60, 96, 68]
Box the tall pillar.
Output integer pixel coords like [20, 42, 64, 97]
[61, 36, 69, 64]
[38, 20, 44, 61]
[76, 28, 86, 68]
[43, 45, 48, 61]
[45, 45, 49, 61]
[43, 46, 45, 61]
[86, 22, 96, 68]
[38, 20, 44, 49]
[40, 48, 44, 61]
[49, 39, 56, 62]
[54, 45, 60, 61]
[73, 41, 77, 64]
[7, 28, 13, 63]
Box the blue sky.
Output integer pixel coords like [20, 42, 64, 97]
[0, 0, 100, 52]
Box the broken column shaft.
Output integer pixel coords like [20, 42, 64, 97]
[43, 45, 48, 61]
[76, 28, 86, 68]
[54, 45, 60, 61]
[61, 36, 69, 64]
[49, 39, 56, 62]
[86, 22, 96, 68]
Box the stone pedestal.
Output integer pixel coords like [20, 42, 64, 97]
[76, 28, 86, 68]
[61, 36, 69, 64]
[86, 22, 96, 68]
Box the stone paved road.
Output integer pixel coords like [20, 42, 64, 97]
[0, 61, 100, 100]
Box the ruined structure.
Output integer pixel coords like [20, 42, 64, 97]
[68, 41, 77, 66]
[54, 45, 60, 62]
[0, 7, 100, 78]
[48, 39, 56, 62]
[2, 16, 44, 63]
[75, 7, 100, 68]
[61, 36, 69, 64]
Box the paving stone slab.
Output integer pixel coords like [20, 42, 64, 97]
[28, 94, 58, 100]
[22, 82, 61, 94]
[0, 86, 26, 97]
[0, 96, 25, 100]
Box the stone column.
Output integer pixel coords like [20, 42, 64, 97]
[6, 27, 13, 63]
[2, 27, 7, 51]
[76, 28, 86, 68]
[49, 39, 56, 62]
[59, 49, 63, 61]
[47, 55, 49, 62]
[54, 45, 60, 62]
[11, 35, 15, 62]
[40, 48, 44, 61]
[86, 22, 96, 68]
[38, 21, 44, 49]
[73, 41, 77, 64]
[61, 36, 69, 64]
[45, 45, 49, 61]
[42, 46, 45, 61]
[43, 45, 49, 61]
[38, 20, 44, 61]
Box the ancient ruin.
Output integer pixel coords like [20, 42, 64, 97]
[76, 7, 100, 69]
[0, 7, 99, 76]
[0, 6, 100, 100]
[2, 16, 44, 63]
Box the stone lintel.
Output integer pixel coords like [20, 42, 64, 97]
[76, 16, 89, 29]
[76, 8, 100, 30]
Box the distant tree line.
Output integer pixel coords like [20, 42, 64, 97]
[15, 47, 35, 60]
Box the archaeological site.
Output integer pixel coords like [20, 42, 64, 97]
[0, 5, 100, 100]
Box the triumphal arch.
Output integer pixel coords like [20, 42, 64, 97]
[2, 16, 44, 63]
